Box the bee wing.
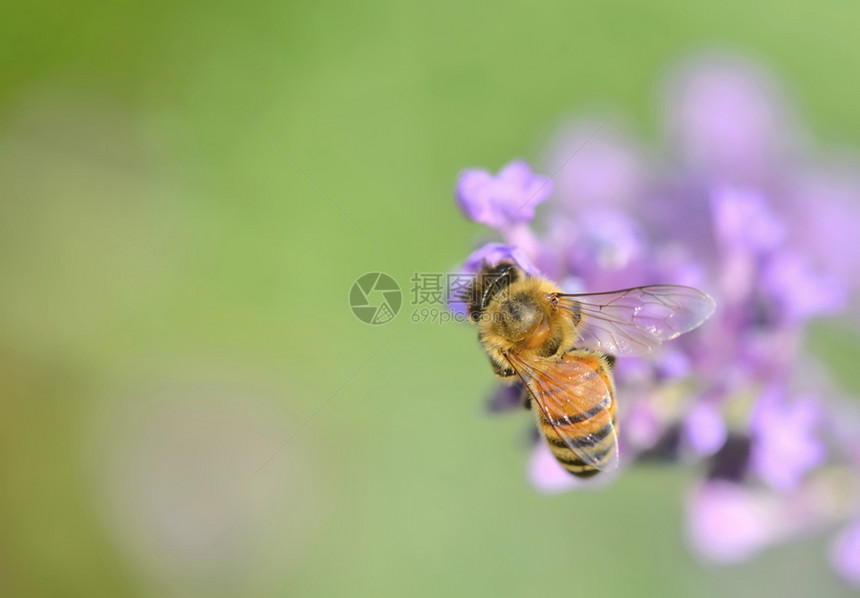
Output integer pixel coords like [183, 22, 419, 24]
[554, 284, 716, 357]
[507, 351, 619, 472]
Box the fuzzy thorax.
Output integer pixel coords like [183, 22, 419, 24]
[477, 277, 574, 373]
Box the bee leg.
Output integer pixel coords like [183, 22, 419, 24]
[490, 356, 517, 379]
[521, 388, 531, 410]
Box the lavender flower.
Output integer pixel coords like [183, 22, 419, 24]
[682, 401, 727, 457]
[527, 443, 580, 494]
[455, 160, 552, 229]
[686, 481, 783, 564]
[750, 388, 826, 491]
[452, 51, 860, 587]
[448, 243, 540, 317]
[832, 520, 860, 587]
[459, 242, 540, 278]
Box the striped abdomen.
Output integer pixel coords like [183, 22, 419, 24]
[534, 360, 618, 478]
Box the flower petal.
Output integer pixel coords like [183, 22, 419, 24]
[750, 388, 826, 491]
[831, 520, 860, 588]
[455, 160, 552, 228]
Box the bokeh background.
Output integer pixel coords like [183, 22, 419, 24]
[2, 1, 859, 596]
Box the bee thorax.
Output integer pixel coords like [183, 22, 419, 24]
[494, 297, 545, 341]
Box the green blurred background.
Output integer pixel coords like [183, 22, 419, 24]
[2, 1, 859, 596]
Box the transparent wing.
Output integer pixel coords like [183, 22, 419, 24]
[554, 284, 716, 357]
[506, 351, 619, 472]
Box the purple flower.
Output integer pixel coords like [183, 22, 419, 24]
[456, 160, 552, 228]
[453, 50, 860, 583]
[750, 389, 826, 491]
[762, 251, 846, 322]
[688, 476, 849, 566]
[459, 242, 540, 277]
[528, 443, 581, 494]
[711, 188, 786, 254]
[655, 349, 691, 380]
[568, 207, 648, 280]
[448, 243, 541, 316]
[683, 402, 727, 456]
[529, 442, 618, 493]
[485, 382, 524, 413]
[544, 121, 646, 212]
[789, 168, 860, 300]
[832, 520, 860, 588]
[619, 399, 663, 453]
[662, 52, 797, 184]
[687, 481, 780, 563]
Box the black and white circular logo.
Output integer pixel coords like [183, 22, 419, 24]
[349, 273, 402, 325]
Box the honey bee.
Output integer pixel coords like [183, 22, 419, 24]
[465, 260, 715, 478]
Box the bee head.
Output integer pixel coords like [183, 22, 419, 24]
[465, 261, 522, 322]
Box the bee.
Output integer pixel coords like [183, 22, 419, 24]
[465, 260, 715, 478]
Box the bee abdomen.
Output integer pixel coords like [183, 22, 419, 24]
[554, 451, 612, 478]
[544, 420, 615, 447]
[536, 399, 617, 478]
[547, 400, 607, 426]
